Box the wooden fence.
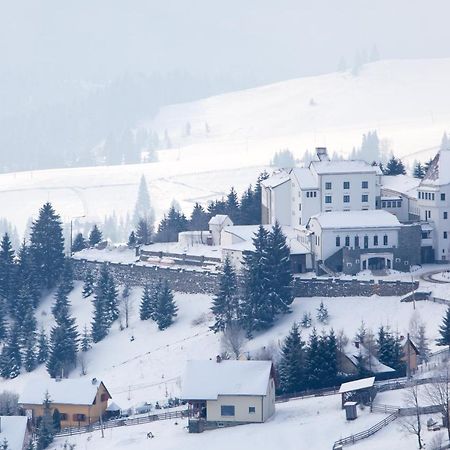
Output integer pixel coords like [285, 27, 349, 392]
[55, 409, 189, 437]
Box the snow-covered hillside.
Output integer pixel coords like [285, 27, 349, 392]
[143, 58, 450, 166]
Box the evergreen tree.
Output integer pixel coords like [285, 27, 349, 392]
[413, 162, 425, 179]
[51, 284, 70, 325]
[305, 328, 321, 389]
[319, 329, 338, 387]
[36, 392, 54, 450]
[437, 307, 450, 350]
[416, 325, 430, 364]
[139, 284, 154, 321]
[80, 325, 91, 352]
[0, 438, 8, 450]
[52, 409, 61, 432]
[316, 301, 329, 324]
[46, 293, 79, 378]
[0, 323, 21, 379]
[0, 233, 16, 313]
[240, 226, 272, 335]
[265, 222, 293, 317]
[37, 327, 49, 364]
[155, 206, 188, 242]
[132, 175, 154, 228]
[210, 257, 239, 333]
[71, 233, 86, 253]
[88, 225, 102, 247]
[105, 272, 119, 325]
[15, 282, 37, 347]
[16, 241, 40, 309]
[440, 132, 449, 151]
[238, 186, 255, 225]
[91, 265, 111, 343]
[24, 337, 36, 372]
[278, 323, 305, 394]
[423, 158, 433, 175]
[60, 259, 74, 294]
[384, 156, 406, 175]
[189, 203, 209, 231]
[127, 231, 137, 248]
[29, 202, 65, 289]
[82, 268, 95, 298]
[155, 280, 177, 330]
[300, 312, 312, 328]
[377, 326, 405, 373]
[135, 218, 152, 245]
[225, 187, 239, 222]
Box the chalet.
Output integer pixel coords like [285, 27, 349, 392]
[0, 416, 30, 450]
[401, 335, 420, 374]
[19, 378, 111, 429]
[181, 359, 275, 431]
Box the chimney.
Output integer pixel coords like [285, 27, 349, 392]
[92, 378, 98, 385]
[354, 341, 360, 349]
[216, 355, 222, 364]
[316, 147, 330, 162]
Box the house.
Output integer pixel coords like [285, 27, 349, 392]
[307, 210, 421, 274]
[0, 416, 30, 450]
[401, 335, 420, 375]
[181, 359, 275, 429]
[19, 377, 111, 429]
[208, 215, 233, 245]
[220, 224, 312, 273]
[262, 147, 382, 227]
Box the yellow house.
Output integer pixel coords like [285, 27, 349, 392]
[181, 359, 275, 428]
[19, 378, 111, 429]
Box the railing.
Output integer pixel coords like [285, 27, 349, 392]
[332, 412, 399, 449]
[55, 409, 189, 437]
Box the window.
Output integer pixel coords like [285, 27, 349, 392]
[432, 193, 435, 201]
[345, 236, 350, 247]
[445, 212, 448, 220]
[306, 192, 310, 198]
[364, 235, 369, 249]
[444, 232, 448, 239]
[60, 413, 68, 421]
[249, 406, 256, 414]
[355, 236, 359, 248]
[299, 203, 302, 211]
[382, 201, 386, 208]
[362, 181, 368, 189]
[343, 181, 350, 189]
[383, 235, 388, 246]
[362, 194, 368, 203]
[387, 201, 392, 208]
[313, 191, 317, 197]
[397, 201, 402, 208]
[442, 193, 446, 201]
[101, 393, 109, 402]
[325, 182, 332, 190]
[221, 405, 235, 417]
[336, 236, 341, 247]
[343, 195, 350, 203]
[325, 195, 332, 204]
[373, 235, 378, 246]
[73, 414, 86, 422]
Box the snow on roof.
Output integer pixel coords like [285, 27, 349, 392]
[290, 167, 318, 189]
[310, 210, 401, 229]
[181, 360, 273, 400]
[421, 150, 450, 186]
[339, 377, 375, 394]
[0, 416, 27, 450]
[343, 342, 395, 374]
[261, 170, 290, 188]
[209, 215, 232, 226]
[19, 378, 106, 406]
[106, 402, 122, 412]
[222, 225, 311, 255]
[310, 160, 382, 175]
[381, 175, 420, 198]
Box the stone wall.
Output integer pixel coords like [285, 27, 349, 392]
[73, 259, 418, 298]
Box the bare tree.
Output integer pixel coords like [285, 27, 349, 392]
[429, 432, 445, 450]
[0, 391, 19, 415]
[221, 323, 247, 359]
[402, 382, 423, 449]
[425, 368, 450, 442]
[120, 283, 133, 329]
[336, 329, 348, 372]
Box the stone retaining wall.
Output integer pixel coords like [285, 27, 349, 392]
[72, 259, 418, 297]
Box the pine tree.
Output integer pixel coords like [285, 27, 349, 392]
[0, 233, 16, 314]
[384, 156, 406, 175]
[105, 272, 119, 325]
[36, 392, 54, 450]
[127, 231, 137, 248]
[316, 301, 329, 324]
[440, 132, 449, 151]
[189, 203, 209, 231]
[29, 202, 65, 289]
[132, 175, 154, 227]
[377, 326, 404, 373]
[60, 259, 74, 294]
[155, 280, 177, 330]
[24, 337, 36, 372]
[265, 222, 293, 317]
[416, 325, 430, 364]
[80, 325, 91, 352]
[0, 323, 21, 379]
[305, 328, 321, 389]
[82, 269, 95, 298]
[88, 225, 102, 247]
[437, 307, 450, 350]
[240, 226, 272, 335]
[37, 327, 49, 364]
[71, 233, 86, 253]
[51, 284, 70, 324]
[52, 409, 61, 432]
[91, 267, 110, 343]
[413, 162, 425, 179]
[300, 312, 312, 328]
[278, 323, 305, 394]
[46, 293, 79, 378]
[135, 218, 152, 245]
[16, 241, 40, 309]
[140, 285, 154, 321]
[0, 438, 8, 450]
[225, 187, 239, 223]
[15, 282, 37, 347]
[238, 187, 255, 225]
[210, 257, 239, 333]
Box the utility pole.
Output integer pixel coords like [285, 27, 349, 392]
[406, 333, 411, 380]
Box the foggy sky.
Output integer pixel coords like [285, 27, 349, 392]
[1, 0, 450, 85]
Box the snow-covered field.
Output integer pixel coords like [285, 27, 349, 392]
[2, 58, 450, 236]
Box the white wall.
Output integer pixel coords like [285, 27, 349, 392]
[207, 394, 266, 423]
